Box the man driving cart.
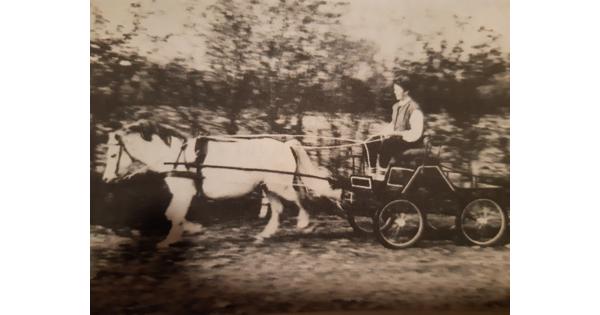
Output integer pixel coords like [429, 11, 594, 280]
[366, 82, 424, 180]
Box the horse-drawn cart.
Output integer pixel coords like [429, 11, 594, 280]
[104, 121, 508, 249]
[160, 133, 510, 250]
[165, 133, 510, 250]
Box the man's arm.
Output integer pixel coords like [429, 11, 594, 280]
[390, 110, 424, 142]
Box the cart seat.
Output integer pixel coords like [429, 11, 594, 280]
[391, 147, 440, 169]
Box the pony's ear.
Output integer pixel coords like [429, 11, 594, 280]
[139, 121, 155, 142]
[161, 135, 172, 146]
[158, 125, 180, 146]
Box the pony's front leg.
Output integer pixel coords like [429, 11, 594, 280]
[255, 194, 283, 241]
[158, 177, 197, 248]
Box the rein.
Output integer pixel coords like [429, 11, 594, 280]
[210, 133, 381, 150]
[163, 162, 335, 182]
[114, 141, 123, 177]
[109, 133, 425, 185]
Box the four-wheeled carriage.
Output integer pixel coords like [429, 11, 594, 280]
[339, 136, 509, 249]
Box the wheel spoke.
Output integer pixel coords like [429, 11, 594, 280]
[390, 224, 401, 239]
[381, 217, 393, 230]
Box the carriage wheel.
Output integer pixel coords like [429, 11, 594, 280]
[374, 199, 425, 249]
[457, 198, 508, 246]
[347, 215, 374, 235]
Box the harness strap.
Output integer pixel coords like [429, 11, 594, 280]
[113, 134, 141, 176]
[165, 170, 199, 179]
[114, 142, 123, 177]
[172, 142, 189, 171]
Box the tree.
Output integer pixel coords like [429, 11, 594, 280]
[393, 16, 509, 120]
[215, 0, 379, 130]
[203, 0, 259, 133]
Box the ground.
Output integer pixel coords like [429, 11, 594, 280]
[91, 215, 509, 315]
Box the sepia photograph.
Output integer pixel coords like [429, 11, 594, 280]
[90, 0, 510, 314]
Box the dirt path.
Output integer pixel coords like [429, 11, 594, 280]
[91, 215, 509, 314]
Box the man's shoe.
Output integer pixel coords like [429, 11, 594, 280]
[373, 167, 387, 181]
[369, 168, 377, 178]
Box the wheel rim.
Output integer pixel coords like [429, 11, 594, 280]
[461, 199, 506, 246]
[352, 216, 374, 233]
[378, 200, 423, 247]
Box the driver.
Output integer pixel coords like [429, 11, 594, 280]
[366, 82, 424, 180]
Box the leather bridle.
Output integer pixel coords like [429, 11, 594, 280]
[108, 134, 140, 177]
[108, 133, 190, 179]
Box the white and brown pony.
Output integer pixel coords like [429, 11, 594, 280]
[102, 121, 342, 248]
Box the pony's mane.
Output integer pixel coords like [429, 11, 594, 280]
[123, 120, 186, 147]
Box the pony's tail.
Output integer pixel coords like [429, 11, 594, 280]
[286, 140, 340, 201]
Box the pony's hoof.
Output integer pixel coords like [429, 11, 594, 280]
[183, 230, 205, 237]
[156, 240, 173, 249]
[300, 223, 318, 234]
[183, 223, 204, 235]
[296, 220, 310, 230]
[253, 236, 265, 244]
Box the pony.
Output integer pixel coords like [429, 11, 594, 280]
[101, 120, 342, 248]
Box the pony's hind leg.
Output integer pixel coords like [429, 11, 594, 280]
[296, 203, 310, 230]
[271, 184, 310, 230]
[256, 193, 283, 241]
[157, 177, 198, 248]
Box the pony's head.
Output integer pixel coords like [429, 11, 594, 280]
[101, 120, 185, 183]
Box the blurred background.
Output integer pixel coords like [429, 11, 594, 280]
[91, 0, 509, 176]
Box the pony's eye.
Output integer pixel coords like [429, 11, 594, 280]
[110, 154, 117, 158]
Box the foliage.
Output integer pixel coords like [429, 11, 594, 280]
[90, 1, 509, 127]
[393, 18, 509, 120]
